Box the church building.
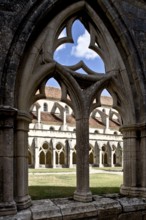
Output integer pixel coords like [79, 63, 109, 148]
[28, 86, 123, 169]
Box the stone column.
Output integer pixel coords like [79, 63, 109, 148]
[38, 107, 41, 123]
[52, 139, 56, 168]
[0, 106, 17, 216]
[74, 117, 92, 202]
[34, 138, 40, 168]
[67, 139, 73, 168]
[99, 148, 103, 167]
[120, 125, 143, 197]
[104, 115, 109, 133]
[14, 111, 31, 210]
[93, 142, 99, 166]
[111, 151, 114, 167]
[61, 108, 68, 131]
[140, 126, 146, 192]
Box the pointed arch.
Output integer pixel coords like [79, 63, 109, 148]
[1, 0, 146, 211]
[39, 151, 45, 165]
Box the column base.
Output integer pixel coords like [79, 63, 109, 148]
[120, 185, 146, 197]
[0, 201, 17, 216]
[15, 195, 32, 210]
[74, 190, 93, 202]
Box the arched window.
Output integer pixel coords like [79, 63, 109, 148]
[39, 151, 45, 165]
[43, 102, 48, 112]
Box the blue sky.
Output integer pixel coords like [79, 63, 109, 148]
[47, 20, 110, 96]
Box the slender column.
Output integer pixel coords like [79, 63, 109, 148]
[38, 107, 41, 123]
[0, 107, 17, 216]
[69, 150, 73, 168]
[74, 117, 92, 202]
[52, 139, 56, 168]
[14, 111, 31, 210]
[111, 151, 114, 167]
[93, 142, 98, 166]
[141, 127, 146, 188]
[99, 150, 103, 167]
[120, 125, 144, 197]
[67, 140, 73, 168]
[63, 109, 67, 127]
[34, 138, 40, 168]
[121, 149, 123, 168]
[61, 108, 68, 131]
[104, 115, 109, 133]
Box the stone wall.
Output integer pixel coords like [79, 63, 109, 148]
[1, 195, 146, 220]
[1, 0, 146, 218]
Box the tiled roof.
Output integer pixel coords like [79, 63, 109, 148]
[45, 87, 61, 100]
[45, 86, 113, 106]
[39, 112, 119, 129]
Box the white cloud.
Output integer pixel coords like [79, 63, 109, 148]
[71, 30, 98, 60]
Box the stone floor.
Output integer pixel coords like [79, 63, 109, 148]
[1, 194, 146, 220]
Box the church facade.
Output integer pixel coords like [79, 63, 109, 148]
[28, 87, 123, 169]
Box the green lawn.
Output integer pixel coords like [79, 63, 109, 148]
[29, 169, 122, 200]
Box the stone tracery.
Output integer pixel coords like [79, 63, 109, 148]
[0, 0, 146, 217]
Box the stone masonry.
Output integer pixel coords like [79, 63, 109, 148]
[0, 0, 146, 218]
[1, 195, 146, 220]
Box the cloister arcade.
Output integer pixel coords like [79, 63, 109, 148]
[0, 0, 146, 217]
[28, 139, 123, 168]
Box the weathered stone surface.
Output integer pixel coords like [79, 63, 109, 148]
[1, 196, 146, 219]
[52, 197, 98, 219]
[0, 208, 31, 220]
[118, 212, 142, 220]
[30, 199, 62, 220]
[0, 0, 146, 218]
[142, 211, 146, 220]
[117, 197, 146, 212]
[93, 195, 122, 218]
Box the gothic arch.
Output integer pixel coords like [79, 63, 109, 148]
[1, 0, 146, 215]
[3, 1, 145, 120]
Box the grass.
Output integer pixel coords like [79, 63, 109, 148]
[29, 169, 122, 200]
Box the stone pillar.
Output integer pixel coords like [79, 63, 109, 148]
[34, 138, 40, 168]
[140, 126, 146, 191]
[111, 151, 114, 167]
[63, 109, 67, 127]
[14, 111, 31, 210]
[104, 115, 109, 134]
[38, 107, 41, 123]
[120, 125, 145, 197]
[52, 139, 56, 168]
[60, 108, 68, 131]
[69, 150, 73, 168]
[66, 139, 73, 168]
[99, 148, 103, 167]
[93, 142, 99, 166]
[0, 106, 17, 216]
[74, 117, 92, 202]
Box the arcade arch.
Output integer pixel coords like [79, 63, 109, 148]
[15, 3, 136, 205]
[1, 0, 145, 215]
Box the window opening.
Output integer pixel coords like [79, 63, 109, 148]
[43, 103, 48, 112]
[54, 19, 105, 74]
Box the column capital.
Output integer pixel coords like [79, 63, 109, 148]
[17, 110, 32, 122]
[0, 106, 17, 117]
[120, 123, 146, 132]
